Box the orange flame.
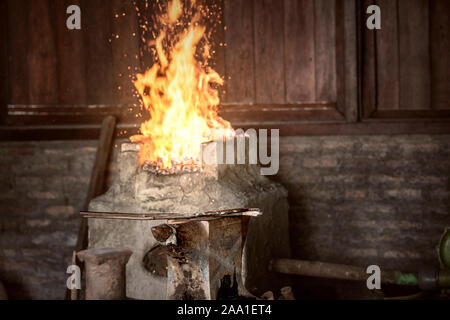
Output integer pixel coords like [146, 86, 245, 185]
[131, 0, 233, 169]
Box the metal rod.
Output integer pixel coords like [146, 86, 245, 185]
[80, 208, 262, 221]
[269, 258, 415, 285]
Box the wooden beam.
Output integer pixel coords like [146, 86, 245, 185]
[2, 119, 450, 141]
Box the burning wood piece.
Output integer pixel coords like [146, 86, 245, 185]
[77, 248, 132, 300]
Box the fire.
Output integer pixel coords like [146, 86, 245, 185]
[131, 0, 233, 170]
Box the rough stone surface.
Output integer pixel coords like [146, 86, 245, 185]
[88, 142, 291, 299]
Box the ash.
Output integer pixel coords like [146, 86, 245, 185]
[142, 160, 201, 175]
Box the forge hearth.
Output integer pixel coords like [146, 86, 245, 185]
[88, 141, 290, 300]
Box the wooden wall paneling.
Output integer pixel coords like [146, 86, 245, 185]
[0, 0, 8, 124]
[135, 0, 157, 74]
[335, 0, 345, 116]
[223, 0, 255, 103]
[283, 0, 315, 103]
[219, 103, 343, 123]
[6, 1, 30, 106]
[314, 0, 337, 102]
[376, 0, 400, 110]
[329, 0, 357, 122]
[253, 0, 285, 103]
[398, 0, 430, 110]
[111, 0, 141, 106]
[361, 0, 377, 118]
[204, 0, 227, 101]
[342, 0, 358, 122]
[27, 0, 59, 104]
[54, 0, 87, 104]
[82, 0, 114, 104]
[430, 0, 449, 109]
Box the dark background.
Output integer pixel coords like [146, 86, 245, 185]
[0, 0, 448, 299]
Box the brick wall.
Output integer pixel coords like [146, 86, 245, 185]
[0, 135, 449, 299]
[276, 135, 449, 271]
[0, 141, 98, 299]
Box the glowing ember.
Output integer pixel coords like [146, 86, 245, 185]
[131, 0, 233, 171]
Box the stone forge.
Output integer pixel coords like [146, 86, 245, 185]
[88, 141, 291, 300]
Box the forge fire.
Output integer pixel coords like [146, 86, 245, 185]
[131, 0, 234, 172]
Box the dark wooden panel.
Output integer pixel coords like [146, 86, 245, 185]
[7, 0, 29, 104]
[370, 109, 450, 120]
[232, 121, 450, 136]
[376, 0, 400, 110]
[0, 0, 8, 123]
[54, 0, 87, 104]
[111, 0, 141, 106]
[335, 0, 358, 122]
[253, 0, 285, 103]
[82, 0, 114, 104]
[361, 0, 377, 118]
[398, 0, 430, 110]
[335, 0, 345, 115]
[4, 103, 344, 126]
[430, 0, 450, 109]
[342, 0, 358, 122]
[284, 0, 315, 102]
[135, 0, 158, 73]
[205, 0, 227, 101]
[0, 124, 138, 141]
[219, 103, 344, 123]
[27, 0, 59, 104]
[3, 120, 450, 141]
[314, 0, 336, 102]
[223, 0, 255, 103]
[4, 104, 138, 126]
